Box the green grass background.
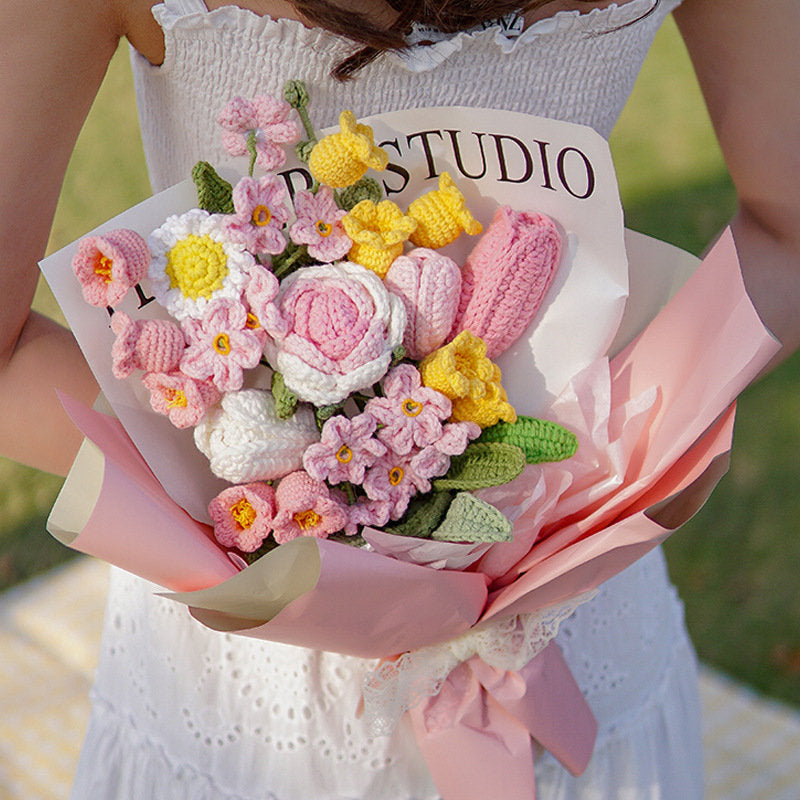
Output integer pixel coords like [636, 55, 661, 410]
[2, 18, 798, 706]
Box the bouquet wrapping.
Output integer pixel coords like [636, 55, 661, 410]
[42, 100, 778, 800]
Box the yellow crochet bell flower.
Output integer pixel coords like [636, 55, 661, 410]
[418, 330, 516, 428]
[308, 111, 389, 188]
[407, 172, 483, 249]
[342, 199, 417, 278]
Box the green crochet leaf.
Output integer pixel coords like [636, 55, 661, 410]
[479, 416, 579, 464]
[383, 491, 454, 539]
[335, 177, 384, 211]
[191, 161, 234, 214]
[432, 442, 526, 492]
[430, 492, 513, 543]
[271, 372, 298, 420]
[271, 242, 314, 280]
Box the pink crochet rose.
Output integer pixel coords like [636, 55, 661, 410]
[110, 312, 185, 379]
[72, 229, 150, 308]
[365, 364, 479, 457]
[271, 471, 348, 543]
[263, 261, 406, 407]
[208, 482, 276, 553]
[217, 95, 301, 171]
[180, 298, 264, 392]
[288, 187, 351, 262]
[224, 175, 290, 255]
[142, 371, 221, 429]
[302, 412, 387, 485]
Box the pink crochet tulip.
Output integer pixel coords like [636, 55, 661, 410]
[384, 248, 461, 360]
[224, 175, 290, 255]
[208, 482, 276, 553]
[452, 206, 562, 358]
[180, 299, 265, 393]
[110, 312, 185, 379]
[142, 371, 221, 429]
[271, 471, 348, 543]
[302, 412, 386, 485]
[289, 187, 351, 262]
[217, 95, 301, 171]
[365, 364, 454, 456]
[72, 229, 150, 308]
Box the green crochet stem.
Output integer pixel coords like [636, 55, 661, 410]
[191, 161, 234, 214]
[478, 416, 579, 464]
[246, 130, 258, 176]
[432, 442, 526, 492]
[283, 80, 317, 145]
[271, 372, 298, 420]
[271, 242, 313, 280]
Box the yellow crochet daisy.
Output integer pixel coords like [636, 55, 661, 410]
[419, 331, 516, 428]
[342, 199, 417, 278]
[407, 172, 483, 249]
[308, 111, 389, 188]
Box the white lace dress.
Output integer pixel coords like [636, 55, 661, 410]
[72, 2, 704, 798]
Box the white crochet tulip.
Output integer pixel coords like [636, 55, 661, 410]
[194, 388, 320, 483]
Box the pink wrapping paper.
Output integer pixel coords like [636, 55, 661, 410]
[49, 227, 779, 800]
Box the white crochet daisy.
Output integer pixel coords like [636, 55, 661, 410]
[148, 209, 255, 321]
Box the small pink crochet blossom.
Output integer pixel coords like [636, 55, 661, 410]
[363, 452, 437, 520]
[289, 187, 351, 262]
[208, 482, 276, 552]
[180, 298, 264, 392]
[244, 265, 286, 340]
[343, 497, 392, 536]
[272, 470, 348, 543]
[224, 175, 290, 255]
[110, 312, 185, 379]
[142, 370, 221, 428]
[366, 364, 455, 455]
[302, 412, 387, 485]
[72, 229, 150, 308]
[217, 95, 301, 171]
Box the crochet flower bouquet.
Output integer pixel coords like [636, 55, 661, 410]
[43, 83, 778, 800]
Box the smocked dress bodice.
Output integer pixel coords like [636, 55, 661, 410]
[71, 3, 704, 799]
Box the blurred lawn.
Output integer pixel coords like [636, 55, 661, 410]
[2, 19, 798, 706]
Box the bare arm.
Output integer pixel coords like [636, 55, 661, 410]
[675, 0, 800, 366]
[0, 0, 163, 475]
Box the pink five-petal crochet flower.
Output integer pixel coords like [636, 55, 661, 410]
[365, 364, 453, 456]
[343, 497, 392, 536]
[302, 412, 387, 485]
[289, 187, 351, 262]
[272, 471, 348, 544]
[110, 311, 186, 379]
[225, 175, 290, 255]
[217, 95, 301, 171]
[72, 229, 150, 308]
[180, 298, 264, 392]
[208, 482, 276, 553]
[363, 452, 434, 520]
[244, 264, 286, 341]
[142, 370, 221, 429]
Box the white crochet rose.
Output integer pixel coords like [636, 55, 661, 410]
[193, 388, 320, 483]
[263, 261, 406, 407]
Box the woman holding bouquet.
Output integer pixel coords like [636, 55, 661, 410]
[1, 0, 799, 798]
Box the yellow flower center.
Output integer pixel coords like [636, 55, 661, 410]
[389, 466, 404, 486]
[165, 388, 188, 409]
[251, 205, 272, 227]
[245, 312, 261, 330]
[94, 254, 114, 284]
[401, 398, 423, 417]
[293, 509, 321, 531]
[336, 445, 353, 463]
[230, 498, 257, 530]
[316, 220, 332, 237]
[165, 234, 229, 301]
[213, 333, 231, 355]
